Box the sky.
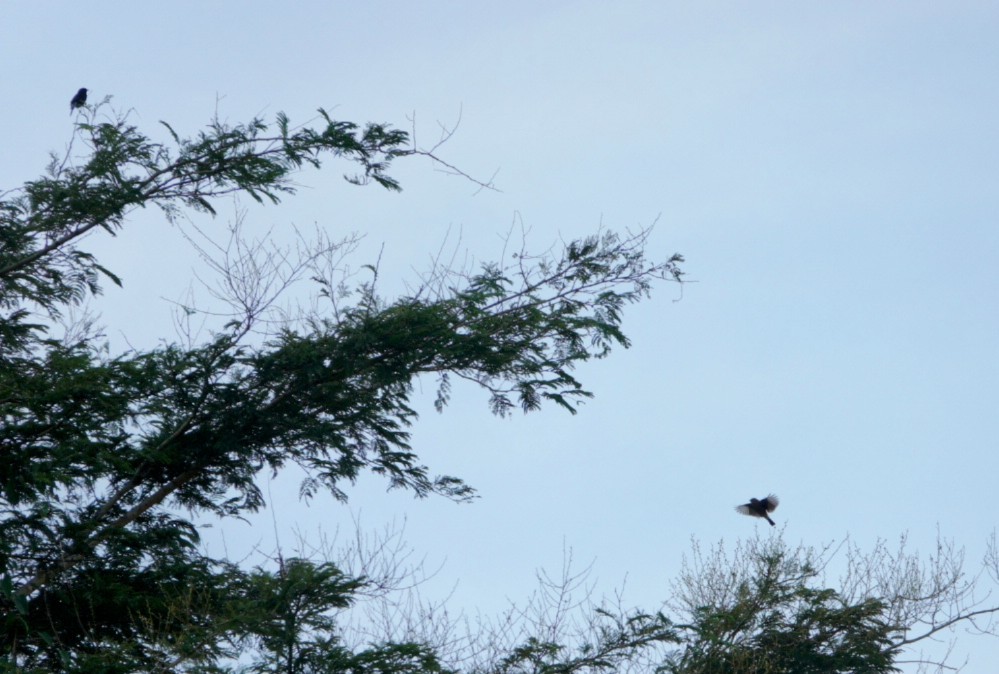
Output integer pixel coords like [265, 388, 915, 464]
[3, 1, 999, 670]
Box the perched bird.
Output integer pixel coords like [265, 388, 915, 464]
[736, 494, 779, 526]
[70, 88, 88, 114]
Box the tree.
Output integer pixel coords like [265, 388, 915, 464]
[384, 536, 997, 674]
[0, 102, 684, 671]
[662, 538, 900, 673]
[653, 534, 999, 673]
[231, 556, 448, 674]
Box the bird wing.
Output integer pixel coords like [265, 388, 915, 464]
[762, 494, 779, 512]
[735, 504, 759, 517]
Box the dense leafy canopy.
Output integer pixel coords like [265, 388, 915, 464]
[0, 104, 686, 671]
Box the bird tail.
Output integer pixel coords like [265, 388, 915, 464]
[766, 516, 775, 526]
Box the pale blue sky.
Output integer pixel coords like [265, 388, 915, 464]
[4, 2, 999, 670]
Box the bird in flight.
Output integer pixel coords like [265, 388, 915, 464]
[736, 494, 779, 526]
[70, 88, 88, 114]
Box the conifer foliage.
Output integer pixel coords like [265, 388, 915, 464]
[0, 105, 682, 671]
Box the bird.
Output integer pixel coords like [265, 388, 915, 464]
[736, 494, 779, 526]
[70, 88, 88, 114]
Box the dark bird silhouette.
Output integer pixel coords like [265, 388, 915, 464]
[736, 494, 779, 526]
[70, 88, 88, 114]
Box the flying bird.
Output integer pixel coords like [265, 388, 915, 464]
[736, 494, 779, 526]
[70, 88, 88, 114]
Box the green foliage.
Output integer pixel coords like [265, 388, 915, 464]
[1, 107, 406, 320]
[490, 610, 679, 674]
[229, 557, 452, 674]
[652, 537, 912, 674]
[0, 102, 684, 671]
[667, 567, 899, 673]
[233, 558, 360, 673]
[469, 538, 909, 674]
